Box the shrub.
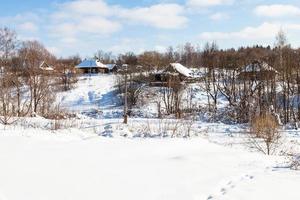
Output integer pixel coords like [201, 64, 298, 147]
[250, 114, 281, 155]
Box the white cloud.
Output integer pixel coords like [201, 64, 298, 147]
[108, 38, 146, 54]
[49, 0, 187, 43]
[254, 4, 300, 18]
[199, 22, 300, 48]
[57, 0, 112, 17]
[0, 12, 41, 34]
[50, 0, 121, 37]
[199, 22, 281, 40]
[209, 12, 230, 21]
[0, 12, 42, 43]
[187, 0, 234, 7]
[286, 23, 300, 31]
[77, 16, 121, 34]
[0, 0, 189, 57]
[18, 22, 39, 32]
[155, 45, 167, 53]
[119, 4, 187, 29]
[60, 37, 78, 45]
[18, 35, 40, 41]
[0, 12, 41, 25]
[47, 46, 61, 56]
[51, 0, 187, 34]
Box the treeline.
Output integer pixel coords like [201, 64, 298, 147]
[106, 31, 300, 126]
[0, 27, 79, 124]
[2, 26, 300, 127]
[95, 39, 298, 71]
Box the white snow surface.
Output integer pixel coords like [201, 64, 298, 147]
[0, 128, 299, 200]
[57, 74, 121, 115]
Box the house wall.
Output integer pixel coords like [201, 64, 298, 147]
[239, 71, 277, 81]
[76, 68, 109, 74]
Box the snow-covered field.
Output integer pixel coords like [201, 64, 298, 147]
[0, 74, 300, 200]
[0, 131, 299, 200]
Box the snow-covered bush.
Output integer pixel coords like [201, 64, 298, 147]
[290, 155, 300, 170]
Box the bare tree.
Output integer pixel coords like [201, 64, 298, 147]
[55, 57, 79, 91]
[20, 40, 56, 115]
[0, 73, 17, 124]
[161, 76, 184, 118]
[0, 27, 18, 73]
[94, 50, 114, 64]
[201, 42, 219, 114]
[138, 51, 168, 72]
[0, 27, 20, 124]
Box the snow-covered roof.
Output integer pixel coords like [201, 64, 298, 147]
[152, 69, 164, 74]
[39, 61, 54, 71]
[240, 61, 278, 74]
[76, 59, 108, 69]
[169, 63, 193, 77]
[106, 64, 117, 70]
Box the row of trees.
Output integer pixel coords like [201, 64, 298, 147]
[109, 31, 300, 126]
[0, 27, 79, 124]
[2, 26, 300, 127]
[198, 31, 300, 126]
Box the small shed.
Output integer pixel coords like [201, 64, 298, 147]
[75, 59, 109, 74]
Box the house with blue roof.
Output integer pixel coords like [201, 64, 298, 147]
[75, 59, 109, 74]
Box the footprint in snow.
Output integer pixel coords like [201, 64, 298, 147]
[207, 173, 255, 199]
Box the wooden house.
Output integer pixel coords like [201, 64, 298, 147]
[38, 61, 56, 76]
[106, 64, 120, 72]
[75, 59, 109, 74]
[39, 61, 54, 71]
[238, 60, 278, 81]
[150, 63, 194, 86]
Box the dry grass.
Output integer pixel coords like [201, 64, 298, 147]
[250, 114, 281, 155]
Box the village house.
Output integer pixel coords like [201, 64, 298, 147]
[237, 60, 278, 81]
[106, 64, 120, 73]
[75, 59, 109, 74]
[150, 63, 194, 86]
[39, 61, 54, 72]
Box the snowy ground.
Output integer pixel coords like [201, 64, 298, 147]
[0, 131, 299, 200]
[57, 74, 123, 118]
[0, 74, 300, 200]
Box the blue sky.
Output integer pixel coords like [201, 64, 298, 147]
[1, 0, 300, 57]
